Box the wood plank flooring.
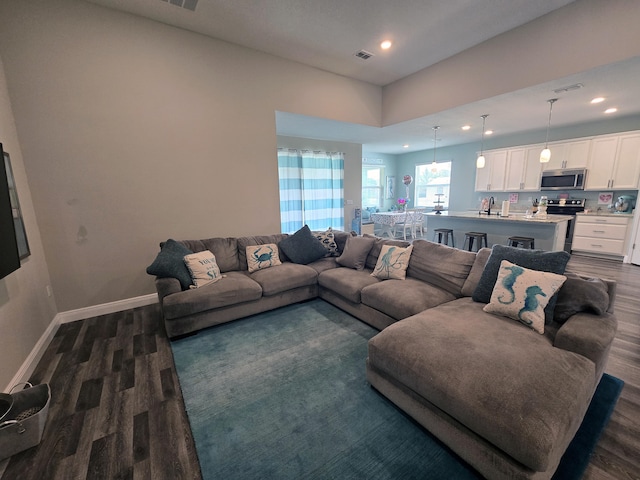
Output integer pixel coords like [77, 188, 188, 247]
[0, 253, 638, 479]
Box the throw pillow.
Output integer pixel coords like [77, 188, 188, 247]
[183, 250, 223, 288]
[278, 225, 328, 264]
[483, 260, 567, 334]
[146, 239, 194, 290]
[472, 244, 570, 324]
[314, 227, 339, 257]
[246, 244, 282, 273]
[336, 235, 375, 270]
[553, 273, 610, 323]
[371, 245, 413, 280]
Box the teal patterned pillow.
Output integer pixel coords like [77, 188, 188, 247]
[371, 245, 413, 280]
[246, 244, 282, 273]
[483, 260, 567, 334]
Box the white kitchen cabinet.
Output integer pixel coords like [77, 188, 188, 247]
[542, 140, 590, 170]
[586, 133, 640, 190]
[505, 146, 543, 191]
[475, 150, 507, 191]
[538, 139, 591, 170]
[572, 214, 631, 257]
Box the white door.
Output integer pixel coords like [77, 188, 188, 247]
[631, 212, 640, 265]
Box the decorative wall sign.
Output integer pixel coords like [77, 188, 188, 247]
[385, 176, 395, 199]
[3, 151, 30, 259]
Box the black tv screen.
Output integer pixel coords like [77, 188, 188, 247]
[0, 142, 20, 279]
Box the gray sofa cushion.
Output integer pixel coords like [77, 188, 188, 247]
[318, 267, 380, 303]
[553, 273, 610, 322]
[460, 247, 491, 296]
[367, 297, 595, 472]
[472, 245, 570, 324]
[361, 278, 456, 320]
[306, 257, 339, 274]
[237, 234, 288, 270]
[146, 239, 194, 290]
[406, 239, 476, 297]
[162, 271, 262, 320]
[179, 237, 240, 272]
[336, 235, 375, 270]
[249, 262, 318, 296]
[278, 225, 328, 264]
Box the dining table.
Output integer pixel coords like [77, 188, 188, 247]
[369, 211, 418, 238]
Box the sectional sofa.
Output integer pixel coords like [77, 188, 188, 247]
[148, 227, 617, 480]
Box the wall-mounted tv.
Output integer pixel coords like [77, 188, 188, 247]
[0, 142, 21, 279]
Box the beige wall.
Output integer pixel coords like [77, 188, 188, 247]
[383, 0, 640, 125]
[0, 0, 381, 313]
[0, 57, 56, 389]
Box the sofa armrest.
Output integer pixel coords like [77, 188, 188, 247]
[554, 312, 617, 382]
[155, 277, 182, 302]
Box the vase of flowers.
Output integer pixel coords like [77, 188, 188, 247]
[397, 198, 408, 212]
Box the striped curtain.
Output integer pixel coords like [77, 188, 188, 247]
[278, 148, 344, 233]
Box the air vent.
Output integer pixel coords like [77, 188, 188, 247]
[161, 0, 198, 11]
[354, 50, 374, 60]
[553, 83, 584, 94]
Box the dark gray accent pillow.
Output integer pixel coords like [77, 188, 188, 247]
[336, 235, 375, 270]
[278, 225, 328, 264]
[146, 239, 193, 290]
[472, 244, 570, 324]
[553, 273, 610, 323]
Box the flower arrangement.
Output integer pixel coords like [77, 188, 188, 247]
[397, 198, 408, 211]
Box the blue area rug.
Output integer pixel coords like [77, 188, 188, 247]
[171, 300, 623, 480]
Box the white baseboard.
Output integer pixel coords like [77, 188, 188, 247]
[5, 314, 59, 392]
[57, 293, 158, 324]
[4, 293, 159, 392]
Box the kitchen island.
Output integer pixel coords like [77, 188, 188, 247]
[425, 211, 573, 252]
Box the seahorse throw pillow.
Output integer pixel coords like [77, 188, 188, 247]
[483, 260, 567, 334]
[183, 251, 223, 288]
[371, 245, 413, 280]
[246, 244, 282, 273]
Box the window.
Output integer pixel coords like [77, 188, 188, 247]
[415, 161, 451, 209]
[362, 166, 383, 208]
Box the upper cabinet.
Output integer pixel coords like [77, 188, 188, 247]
[586, 133, 640, 190]
[475, 150, 507, 191]
[542, 140, 590, 170]
[505, 146, 543, 191]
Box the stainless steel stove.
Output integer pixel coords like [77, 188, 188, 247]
[545, 198, 586, 252]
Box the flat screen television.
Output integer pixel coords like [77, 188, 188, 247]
[0, 142, 20, 279]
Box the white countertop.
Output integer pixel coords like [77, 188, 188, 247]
[576, 211, 633, 218]
[426, 211, 573, 224]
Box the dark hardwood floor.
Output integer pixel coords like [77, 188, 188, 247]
[0, 253, 638, 479]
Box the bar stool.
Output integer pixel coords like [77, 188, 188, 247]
[508, 236, 535, 249]
[433, 228, 455, 247]
[463, 232, 488, 252]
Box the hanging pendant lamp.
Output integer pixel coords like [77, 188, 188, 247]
[476, 115, 488, 169]
[431, 126, 439, 173]
[540, 99, 558, 163]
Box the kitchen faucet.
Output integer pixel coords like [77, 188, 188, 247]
[486, 196, 495, 215]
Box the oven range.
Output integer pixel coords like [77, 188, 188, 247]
[545, 198, 586, 252]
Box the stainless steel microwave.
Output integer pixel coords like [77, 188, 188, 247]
[540, 169, 586, 190]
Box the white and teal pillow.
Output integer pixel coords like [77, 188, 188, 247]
[371, 245, 413, 280]
[314, 227, 339, 257]
[483, 260, 567, 334]
[246, 244, 282, 273]
[183, 251, 223, 288]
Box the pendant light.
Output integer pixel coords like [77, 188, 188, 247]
[540, 98, 558, 163]
[476, 114, 489, 169]
[431, 126, 440, 173]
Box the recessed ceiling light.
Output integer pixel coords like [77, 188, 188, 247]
[403, 144, 409, 148]
[461, 125, 471, 131]
[604, 107, 618, 114]
[590, 97, 605, 104]
[485, 130, 494, 135]
[380, 40, 392, 50]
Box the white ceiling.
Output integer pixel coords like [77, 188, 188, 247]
[85, 0, 640, 154]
